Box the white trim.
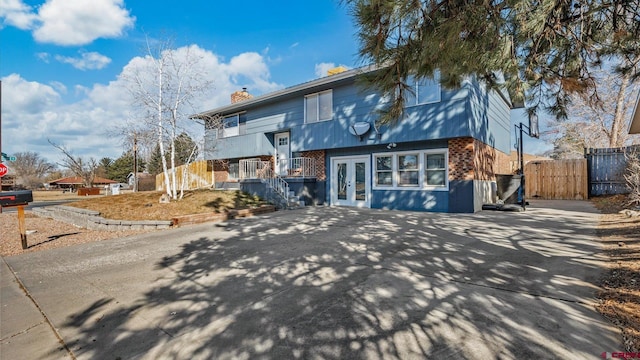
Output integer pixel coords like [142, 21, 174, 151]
[274, 132, 290, 176]
[404, 72, 442, 108]
[305, 89, 333, 123]
[372, 149, 449, 191]
[220, 114, 239, 138]
[330, 155, 371, 208]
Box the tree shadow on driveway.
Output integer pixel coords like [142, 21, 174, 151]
[15, 202, 620, 359]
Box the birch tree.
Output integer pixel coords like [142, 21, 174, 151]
[122, 39, 213, 199]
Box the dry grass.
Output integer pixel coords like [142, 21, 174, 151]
[0, 189, 266, 257]
[0, 212, 150, 257]
[592, 194, 640, 352]
[32, 190, 105, 202]
[66, 189, 266, 221]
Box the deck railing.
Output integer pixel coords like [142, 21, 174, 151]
[239, 159, 290, 202]
[276, 157, 316, 177]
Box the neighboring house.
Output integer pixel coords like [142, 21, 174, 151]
[127, 172, 153, 187]
[192, 66, 514, 213]
[47, 176, 116, 190]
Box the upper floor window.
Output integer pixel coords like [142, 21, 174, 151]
[305, 90, 333, 123]
[405, 72, 441, 106]
[220, 114, 239, 138]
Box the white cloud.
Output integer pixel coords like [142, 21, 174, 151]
[35, 0, 135, 45]
[0, 0, 37, 29]
[36, 52, 50, 63]
[1, 73, 61, 114]
[314, 62, 350, 78]
[55, 51, 112, 70]
[0, 0, 135, 45]
[1, 46, 282, 163]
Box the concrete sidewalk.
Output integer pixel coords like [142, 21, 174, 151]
[0, 200, 624, 359]
[1, 257, 70, 359]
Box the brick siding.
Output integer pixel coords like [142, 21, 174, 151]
[231, 89, 253, 104]
[300, 150, 326, 180]
[448, 137, 510, 181]
[212, 160, 230, 183]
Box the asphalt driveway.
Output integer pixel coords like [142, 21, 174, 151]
[1, 200, 621, 359]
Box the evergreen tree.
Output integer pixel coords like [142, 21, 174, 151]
[96, 157, 113, 179]
[108, 152, 146, 183]
[346, 0, 640, 124]
[174, 132, 198, 167]
[147, 144, 164, 175]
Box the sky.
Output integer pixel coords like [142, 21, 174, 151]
[0, 0, 551, 166]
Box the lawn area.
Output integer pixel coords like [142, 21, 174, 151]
[33, 190, 105, 201]
[66, 189, 267, 221]
[592, 194, 640, 352]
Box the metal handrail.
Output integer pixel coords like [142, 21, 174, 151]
[239, 159, 290, 202]
[275, 157, 316, 177]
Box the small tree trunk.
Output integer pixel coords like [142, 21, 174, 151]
[610, 72, 631, 148]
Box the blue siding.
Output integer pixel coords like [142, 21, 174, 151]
[325, 141, 450, 212]
[291, 83, 470, 152]
[205, 131, 273, 159]
[466, 78, 512, 153]
[203, 75, 512, 159]
[371, 190, 448, 212]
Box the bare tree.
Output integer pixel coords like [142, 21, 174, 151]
[625, 148, 640, 208]
[548, 65, 640, 158]
[122, 38, 213, 200]
[11, 151, 56, 189]
[49, 140, 99, 187]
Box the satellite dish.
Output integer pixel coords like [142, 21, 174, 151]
[349, 122, 371, 141]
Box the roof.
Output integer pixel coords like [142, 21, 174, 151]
[191, 64, 516, 119]
[191, 65, 375, 119]
[630, 91, 640, 134]
[48, 176, 116, 185]
[127, 172, 153, 179]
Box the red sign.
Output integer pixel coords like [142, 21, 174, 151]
[0, 163, 7, 177]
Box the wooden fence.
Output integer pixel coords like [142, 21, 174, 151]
[155, 160, 214, 192]
[524, 159, 588, 200]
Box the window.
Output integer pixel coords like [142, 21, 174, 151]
[405, 72, 441, 106]
[278, 137, 288, 146]
[305, 90, 333, 123]
[425, 153, 446, 187]
[398, 154, 419, 186]
[220, 115, 239, 138]
[372, 149, 448, 190]
[375, 155, 393, 186]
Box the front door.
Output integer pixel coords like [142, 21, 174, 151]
[274, 132, 290, 176]
[331, 155, 370, 208]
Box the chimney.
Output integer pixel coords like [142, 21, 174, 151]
[231, 87, 253, 104]
[327, 66, 348, 76]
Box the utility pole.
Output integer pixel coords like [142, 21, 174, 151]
[133, 135, 138, 192]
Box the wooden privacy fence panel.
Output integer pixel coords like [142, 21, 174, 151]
[524, 159, 588, 200]
[155, 160, 214, 192]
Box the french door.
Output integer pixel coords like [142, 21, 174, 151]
[331, 155, 370, 208]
